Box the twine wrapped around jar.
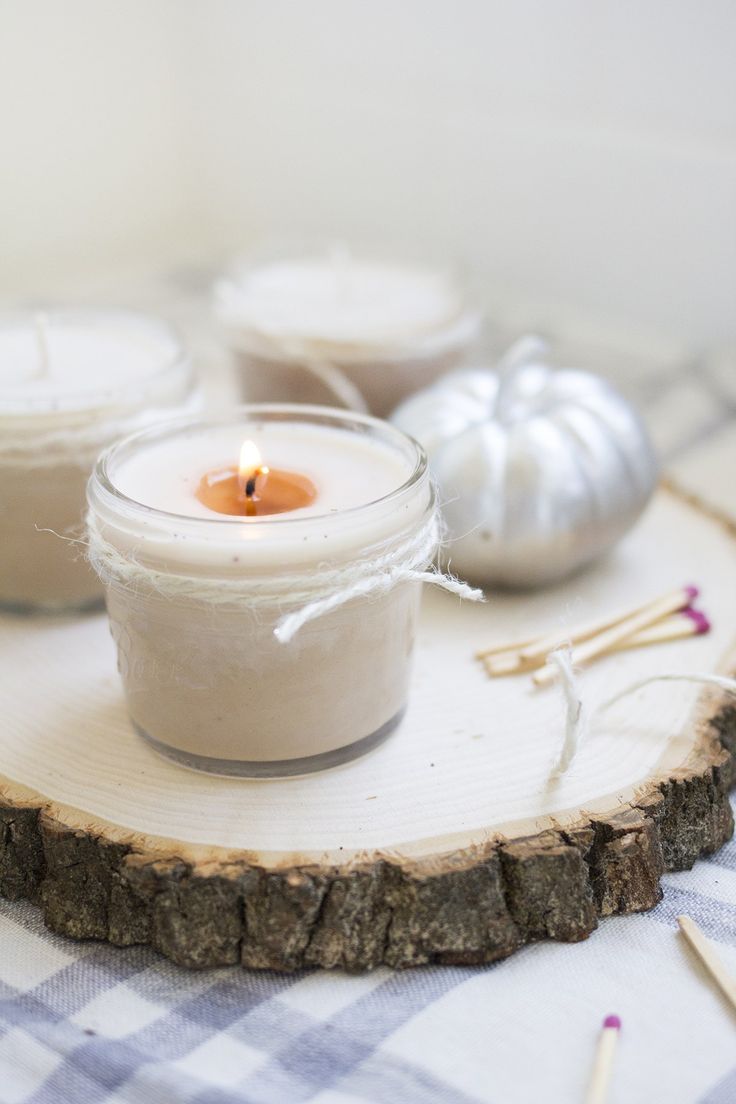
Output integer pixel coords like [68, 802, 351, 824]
[0, 393, 202, 469]
[86, 511, 483, 642]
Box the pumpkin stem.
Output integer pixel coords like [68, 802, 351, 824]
[493, 334, 548, 420]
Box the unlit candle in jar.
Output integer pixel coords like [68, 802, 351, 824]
[216, 249, 481, 416]
[0, 311, 194, 612]
[1, 315, 182, 409]
[220, 256, 466, 346]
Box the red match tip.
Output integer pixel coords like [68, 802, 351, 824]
[682, 608, 711, 634]
[684, 584, 699, 600]
[603, 1015, 621, 1030]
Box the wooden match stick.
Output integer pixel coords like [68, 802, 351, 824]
[677, 915, 736, 1012]
[585, 1015, 621, 1104]
[482, 610, 710, 678]
[533, 584, 699, 687]
[475, 633, 543, 660]
[479, 611, 641, 664]
[484, 652, 540, 676]
[520, 608, 647, 663]
[478, 584, 702, 668]
[520, 585, 699, 663]
[608, 609, 710, 651]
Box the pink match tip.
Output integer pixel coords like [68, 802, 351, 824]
[603, 1015, 621, 1031]
[684, 584, 699, 600]
[682, 608, 711, 634]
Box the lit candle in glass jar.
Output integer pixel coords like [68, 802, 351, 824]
[0, 310, 197, 613]
[215, 245, 481, 417]
[86, 405, 447, 777]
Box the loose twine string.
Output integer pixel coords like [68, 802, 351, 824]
[549, 648, 736, 776]
[86, 512, 484, 643]
[278, 350, 369, 414]
[0, 419, 140, 468]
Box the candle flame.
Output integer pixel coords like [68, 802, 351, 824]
[238, 439, 270, 499]
[239, 440, 262, 481]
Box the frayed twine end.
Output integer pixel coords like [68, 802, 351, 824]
[547, 653, 736, 777]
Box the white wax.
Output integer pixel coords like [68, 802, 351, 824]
[0, 311, 182, 415]
[217, 255, 467, 349]
[97, 415, 429, 573]
[0, 311, 194, 611]
[114, 421, 412, 520]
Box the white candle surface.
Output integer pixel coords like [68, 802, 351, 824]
[97, 414, 426, 572]
[218, 256, 467, 348]
[115, 422, 411, 518]
[216, 249, 481, 417]
[0, 311, 184, 415]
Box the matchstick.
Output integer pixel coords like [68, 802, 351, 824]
[478, 584, 701, 668]
[479, 610, 641, 664]
[677, 915, 736, 1013]
[585, 1015, 621, 1104]
[484, 654, 539, 676]
[482, 610, 710, 678]
[520, 607, 651, 662]
[608, 609, 710, 651]
[533, 584, 699, 687]
[475, 634, 544, 660]
[521, 585, 699, 663]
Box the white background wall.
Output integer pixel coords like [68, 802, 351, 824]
[0, 2, 199, 288]
[1, 0, 735, 351]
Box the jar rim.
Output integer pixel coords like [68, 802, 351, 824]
[91, 403, 429, 530]
[0, 308, 191, 416]
[213, 238, 482, 361]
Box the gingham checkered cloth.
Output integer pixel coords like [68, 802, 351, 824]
[0, 797, 734, 1104]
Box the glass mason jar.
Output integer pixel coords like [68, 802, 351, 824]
[0, 310, 197, 614]
[87, 406, 436, 777]
[214, 242, 481, 418]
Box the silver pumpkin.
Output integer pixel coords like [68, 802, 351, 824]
[391, 337, 659, 588]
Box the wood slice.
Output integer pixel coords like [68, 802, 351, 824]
[0, 487, 734, 971]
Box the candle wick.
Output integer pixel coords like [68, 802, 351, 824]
[243, 464, 270, 501]
[33, 312, 52, 379]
